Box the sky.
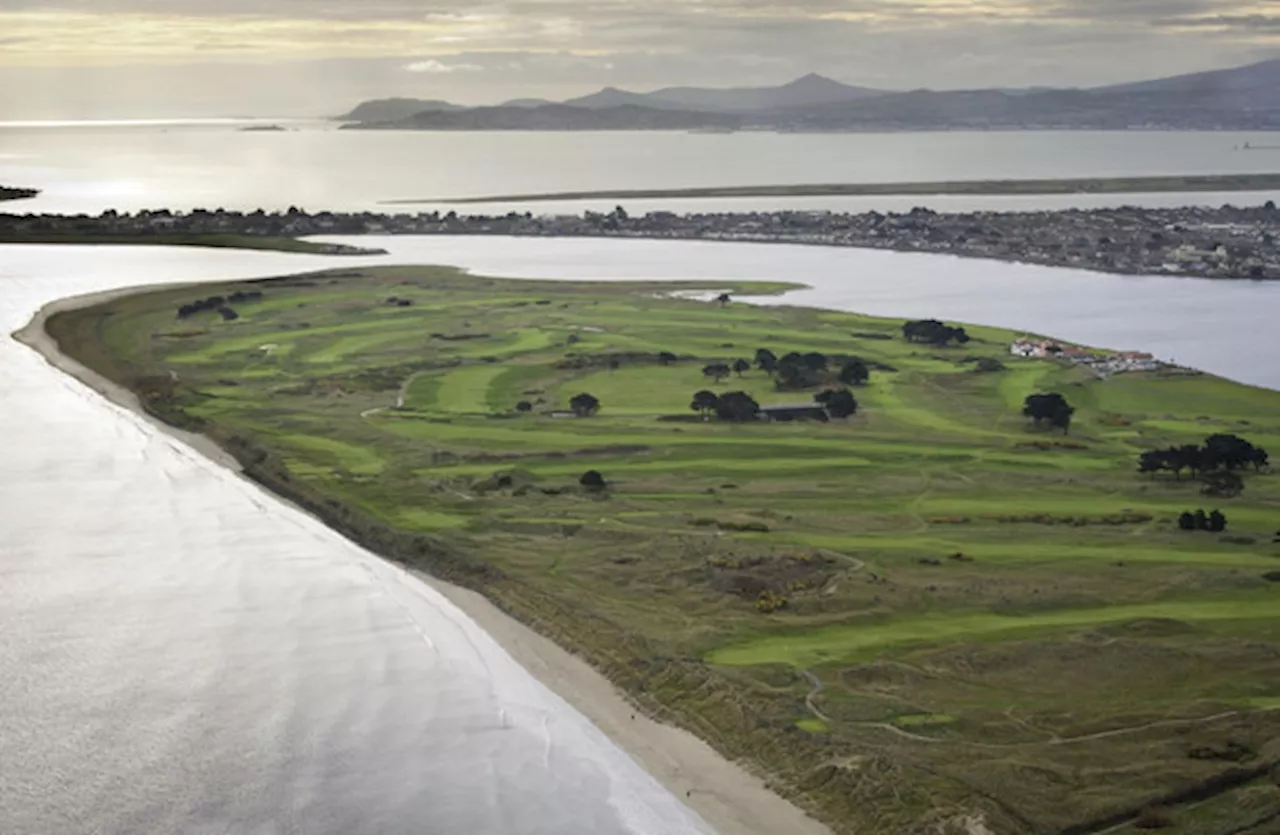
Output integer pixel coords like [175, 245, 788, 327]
[0, 1, 1278, 118]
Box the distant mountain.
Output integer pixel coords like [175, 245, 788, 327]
[337, 60, 1280, 132]
[335, 97, 465, 122]
[563, 74, 884, 112]
[1091, 58, 1280, 110]
[1097, 58, 1280, 95]
[783, 61, 1280, 130]
[501, 98, 556, 109]
[649, 74, 885, 111]
[787, 88, 1108, 130]
[562, 87, 682, 110]
[341, 103, 742, 132]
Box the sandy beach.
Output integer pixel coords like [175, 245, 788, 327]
[14, 286, 832, 835]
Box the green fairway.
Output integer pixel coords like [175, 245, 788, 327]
[48, 264, 1280, 835]
[709, 595, 1280, 667]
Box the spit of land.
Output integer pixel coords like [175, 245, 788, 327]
[46, 266, 1280, 835]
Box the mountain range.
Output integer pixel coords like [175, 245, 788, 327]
[337, 59, 1280, 132]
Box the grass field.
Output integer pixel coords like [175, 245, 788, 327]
[47, 265, 1280, 835]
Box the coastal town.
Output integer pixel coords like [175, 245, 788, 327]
[2, 201, 1279, 280]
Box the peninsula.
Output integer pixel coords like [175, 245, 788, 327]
[416, 173, 1280, 204]
[1, 185, 39, 202]
[5, 201, 1279, 279]
[45, 267, 1280, 834]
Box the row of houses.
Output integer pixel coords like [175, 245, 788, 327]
[1010, 339, 1162, 377]
[3, 202, 1278, 280]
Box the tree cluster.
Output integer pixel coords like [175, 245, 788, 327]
[690, 390, 762, 421]
[776, 351, 830, 389]
[1022, 393, 1075, 434]
[702, 349, 870, 392]
[176, 290, 263, 319]
[1138, 434, 1269, 480]
[1177, 509, 1227, 532]
[691, 387, 858, 422]
[903, 319, 970, 346]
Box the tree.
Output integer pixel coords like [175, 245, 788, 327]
[732, 358, 751, 377]
[1202, 434, 1269, 472]
[1177, 511, 1196, 531]
[515, 401, 533, 413]
[569, 393, 600, 417]
[716, 292, 732, 306]
[815, 388, 858, 419]
[580, 470, 606, 490]
[702, 362, 731, 384]
[903, 319, 970, 346]
[1193, 509, 1209, 530]
[1023, 393, 1075, 434]
[658, 351, 678, 366]
[1207, 509, 1227, 533]
[754, 348, 779, 376]
[839, 358, 870, 386]
[690, 390, 720, 419]
[715, 391, 761, 422]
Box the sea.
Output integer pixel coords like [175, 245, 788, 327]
[2, 123, 1280, 835]
[3, 120, 1280, 215]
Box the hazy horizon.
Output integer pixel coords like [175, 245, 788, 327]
[1, 1, 1278, 119]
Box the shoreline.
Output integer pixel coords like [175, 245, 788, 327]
[0, 232, 387, 256]
[392, 172, 1280, 205]
[12, 286, 832, 835]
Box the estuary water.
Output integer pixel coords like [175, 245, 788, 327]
[2, 237, 1279, 835]
[2, 121, 1280, 215]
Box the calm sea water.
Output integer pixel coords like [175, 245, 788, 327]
[2, 121, 1280, 215]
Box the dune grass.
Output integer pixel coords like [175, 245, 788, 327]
[47, 264, 1280, 835]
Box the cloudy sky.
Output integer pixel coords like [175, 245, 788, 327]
[0, 0, 1277, 117]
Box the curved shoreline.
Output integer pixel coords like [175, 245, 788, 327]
[13, 285, 831, 835]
